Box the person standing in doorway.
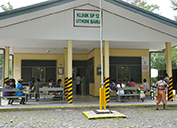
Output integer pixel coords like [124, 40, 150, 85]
[76, 74, 81, 95]
[81, 74, 87, 95]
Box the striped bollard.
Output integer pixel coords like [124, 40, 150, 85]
[4, 77, 9, 86]
[104, 77, 110, 103]
[64, 77, 68, 99]
[168, 76, 173, 101]
[67, 77, 73, 104]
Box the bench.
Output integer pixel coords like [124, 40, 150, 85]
[39, 88, 64, 104]
[0, 88, 27, 106]
[117, 87, 140, 102]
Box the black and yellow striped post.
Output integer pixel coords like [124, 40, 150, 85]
[67, 77, 73, 104]
[64, 77, 68, 99]
[99, 87, 106, 110]
[168, 76, 173, 101]
[104, 77, 110, 103]
[4, 77, 9, 86]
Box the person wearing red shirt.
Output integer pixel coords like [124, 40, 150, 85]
[128, 79, 136, 98]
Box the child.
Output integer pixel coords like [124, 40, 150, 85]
[140, 85, 145, 102]
[48, 79, 53, 88]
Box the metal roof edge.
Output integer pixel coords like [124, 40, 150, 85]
[0, 0, 75, 20]
[105, 0, 177, 28]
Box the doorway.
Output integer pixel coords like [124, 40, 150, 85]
[72, 67, 86, 95]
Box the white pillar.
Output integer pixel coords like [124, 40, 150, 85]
[67, 40, 72, 77]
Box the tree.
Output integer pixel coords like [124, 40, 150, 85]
[125, 0, 159, 12]
[151, 47, 177, 70]
[1, 2, 13, 11]
[170, 0, 177, 21]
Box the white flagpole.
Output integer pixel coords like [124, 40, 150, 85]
[100, 0, 104, 88]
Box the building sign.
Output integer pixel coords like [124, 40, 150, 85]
[142, 57, 149, 72]
[74, 9, 100, 27]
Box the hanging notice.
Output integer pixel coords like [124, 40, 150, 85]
[142, 57, 149, 72]
[74, 9, 100, 27]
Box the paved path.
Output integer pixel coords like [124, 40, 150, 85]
[1, 95, 177, 110]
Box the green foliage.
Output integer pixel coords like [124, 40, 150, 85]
[151, 52, 166, 70]
[125, 0, 159, 12]
[151, 47, 177, 70]
[0, 56, 3, 68]
[174, 16, 177, 21]
[171, 0, 177, 10]
[1, 2, 13, 11]
[171, 0, 177, 21]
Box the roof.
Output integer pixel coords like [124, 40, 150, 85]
[105, 0, 177, 28]
[0, 0, 74, 20]
[0, 0, 177, 28]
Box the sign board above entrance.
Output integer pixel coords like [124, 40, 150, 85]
[74, 9, 100, 27]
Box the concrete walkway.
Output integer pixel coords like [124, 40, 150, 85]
[1, 95, 177, 110]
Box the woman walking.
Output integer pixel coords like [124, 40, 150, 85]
[156, 75, 168, 110]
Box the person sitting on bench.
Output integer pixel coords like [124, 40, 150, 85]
[54, 79, 63, 96]
[116, 80, 125, 102]
[55, 79, 62, 88]
[109, 80, 116, 92]
[3, 80, 15, 105]
[16, 79, 27, 104]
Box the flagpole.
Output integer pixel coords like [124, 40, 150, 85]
[100, 0, 104, 88]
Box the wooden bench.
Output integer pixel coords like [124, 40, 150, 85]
[39, 88, 64, 104]
[117, 87, 140, 102]
[0, 88, 27, 106]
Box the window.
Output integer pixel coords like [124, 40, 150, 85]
[21, 60, 56, 82]
[110, 56, 142, 83]
[116, 65, 142, 83]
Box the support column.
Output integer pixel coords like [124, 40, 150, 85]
[104, 41, 110, 103]
[5, 47, 9, 78]
[166, 42, 173, 101]
[67, 40, 73, 104]
[64, 48, 68, 99]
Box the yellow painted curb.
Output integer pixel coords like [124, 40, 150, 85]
[0, 103, 177, 110]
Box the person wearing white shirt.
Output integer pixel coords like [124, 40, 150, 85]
[116, 81, 125, 102]
[76, 74, 81, 95]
